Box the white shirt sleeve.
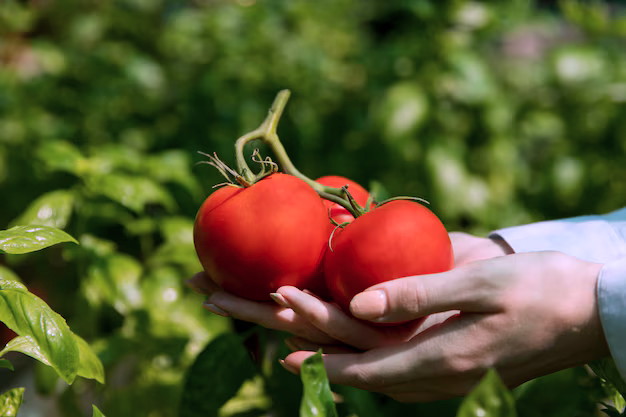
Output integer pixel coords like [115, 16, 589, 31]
[597, 258, 626, 384]
[490, 207, 626, 381]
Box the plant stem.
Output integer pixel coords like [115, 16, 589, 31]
[233, 90, 366, 218]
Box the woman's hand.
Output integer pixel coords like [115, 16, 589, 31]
[185, 232, 513, 350]
[280, 251, 609, 402]
[186, 270, 445, 351]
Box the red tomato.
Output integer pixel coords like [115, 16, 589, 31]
[194, 173, 332, 300]
[315, 176, 370, 224]
[324, 200, 454, 315]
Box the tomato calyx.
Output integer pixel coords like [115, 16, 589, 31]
[197, 148, 279, 189]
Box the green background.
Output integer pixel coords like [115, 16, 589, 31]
[0, 0, 624, 415]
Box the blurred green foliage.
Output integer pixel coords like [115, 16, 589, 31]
[0, 0, 625, 415]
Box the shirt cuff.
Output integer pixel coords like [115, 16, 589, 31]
[597, 258, 626, 382]
[489, 215, 626, 264]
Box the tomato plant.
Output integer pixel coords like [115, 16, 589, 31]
[324, 200, 454, 314]
[193, 173, 332, 300]
[315, 176, 370, 223]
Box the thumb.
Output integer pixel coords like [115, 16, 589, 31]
[349, 265, 496, 323]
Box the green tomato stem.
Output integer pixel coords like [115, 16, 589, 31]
[233, 90, 366, 218]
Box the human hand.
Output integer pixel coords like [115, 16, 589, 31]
[186, 270, 441, 351]
[280, 251, 609, 402]
[186, 232, 513, 350]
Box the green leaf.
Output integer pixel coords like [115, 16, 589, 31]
[85, 174, 176, 213]
[149, 216, 201, 273]
[82, 253, 143, 313]
[179, 333, 256, 417]
[0, 359, 13, 371]
[377, 82, 429, 141]
[0, 225, 78, 254]
[92, 404, 106, 417]
[146, 150, 202, 199]
[10, 190, 75, 229]
[300, 350, 338, 417]
[36, 140, 86, 176]
[600, 404, 625, 417]
[159, 216, 195, 244]
[87, 144, 143, 175]
[590, 358, 626, 398]
[75, 333, 105, 384]
[0, 267, 24, 287]
[0, 287, 79, 384]
[0, 387, 24, 416]
[457, 369, 517, 417]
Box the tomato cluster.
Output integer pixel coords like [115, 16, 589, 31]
[193, 173, 453, 317]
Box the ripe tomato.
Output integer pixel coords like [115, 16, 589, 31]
[315, 176, 370, 224]
[324, 200, 454, 315]
[194, 173, 332, 300]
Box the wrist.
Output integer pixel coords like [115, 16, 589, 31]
[555, 258, 609, 365]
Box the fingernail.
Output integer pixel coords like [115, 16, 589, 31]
[278, 359, 299, 374]
[203, 301, 230, 317]
[350, 289, 387, 320]
[270, 292, 290, 308]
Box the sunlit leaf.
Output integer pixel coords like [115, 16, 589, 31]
[179, 333, 256, 417]
[10, 190, 75, 229]
[457, 369, 516, 417]
[82, 253, 143, 313]
[0, 225, 78, 254]
[92, 404, 106, 417]
[149, 241, 201, 274]
[87, 144, 143, 175]
[150, 217, 199, 273]
[85, 174, 176, 213]
[447, 52, 497, 104]
[0, 285, 79, 384]
[0, 267, 23, 286]
[159, 216, 195, 244]
[75, 333, 105, 384]
[146, 150, 202, 199]
[300, 350, 338, 417]
[36, 140, 86, 176]
[599, 402, 626, 417]
[0, 387, 24, 416]
[376, 82, 428, 141]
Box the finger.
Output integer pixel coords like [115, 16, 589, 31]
[350, 262, 504, 323]
[282, 350, 383, 390]
[207, 291, 337, 344]
[277, 286, 418, 350]
[285, 336, 359, 354]
[185, 272, 221, 295]
[283, 313, 490, 390]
